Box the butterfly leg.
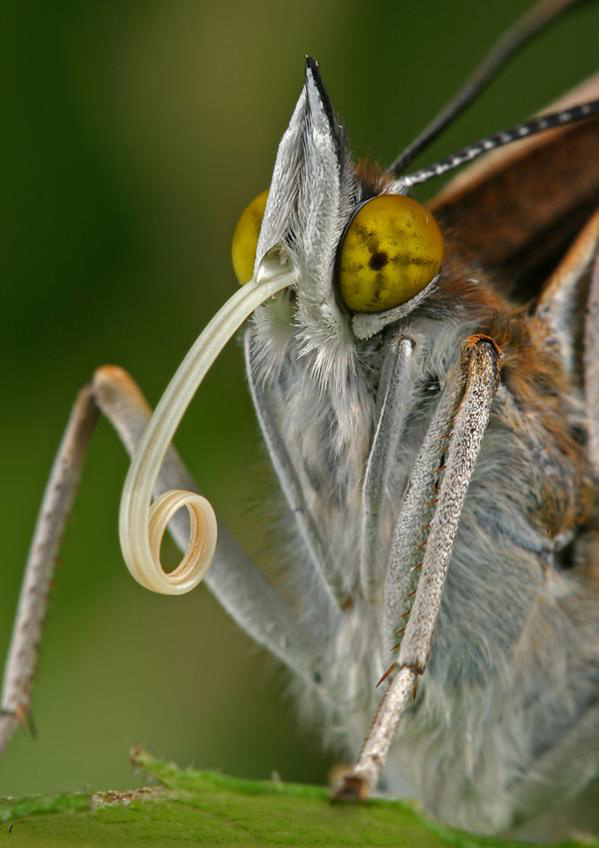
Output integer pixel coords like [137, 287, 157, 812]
[359, 331, 415, 600]
[337, 336, 501, 798]
[0, 365, 322, 760]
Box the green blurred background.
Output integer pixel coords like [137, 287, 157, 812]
[1, 0, 597, 797]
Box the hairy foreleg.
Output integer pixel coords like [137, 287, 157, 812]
[337, 336, 500, 797]
[360, 332, 414, 600]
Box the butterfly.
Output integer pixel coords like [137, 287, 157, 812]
[2, 0, 598, 838]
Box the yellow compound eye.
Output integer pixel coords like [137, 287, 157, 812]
[337, 194, 444, 312]
[231, 189, 269, 285]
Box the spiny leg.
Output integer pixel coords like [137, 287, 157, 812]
[360, 332, 414, 600]
[337, 336, 500, 797]
[244, 331, 346, 610]
[383, 341, 476, 655]
[0, 386, 98, 753]
[1, 365, 322, 759]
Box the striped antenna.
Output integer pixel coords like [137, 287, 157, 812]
[396, 100, 599, 190]
[388, 0, 589, 178]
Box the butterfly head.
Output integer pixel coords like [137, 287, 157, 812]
[232, 59, 445, 350]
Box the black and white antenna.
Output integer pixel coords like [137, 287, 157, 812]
[387, 0, 596, 181]
[398, 99, 599, 189]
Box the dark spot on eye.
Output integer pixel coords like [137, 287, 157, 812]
[369, 251, 388, 271]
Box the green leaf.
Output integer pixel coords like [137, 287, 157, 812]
[0, 749, 595, 848]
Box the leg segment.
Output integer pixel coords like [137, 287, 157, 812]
[399, 338, 499, 670]
[1, 365, 321, 759]
[338, 337, 500, 796]
[383, 342, 471, 655]
[360, 333, 414, 600]
[244, 331, 344, 611]
[0, 386, 98, 755]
